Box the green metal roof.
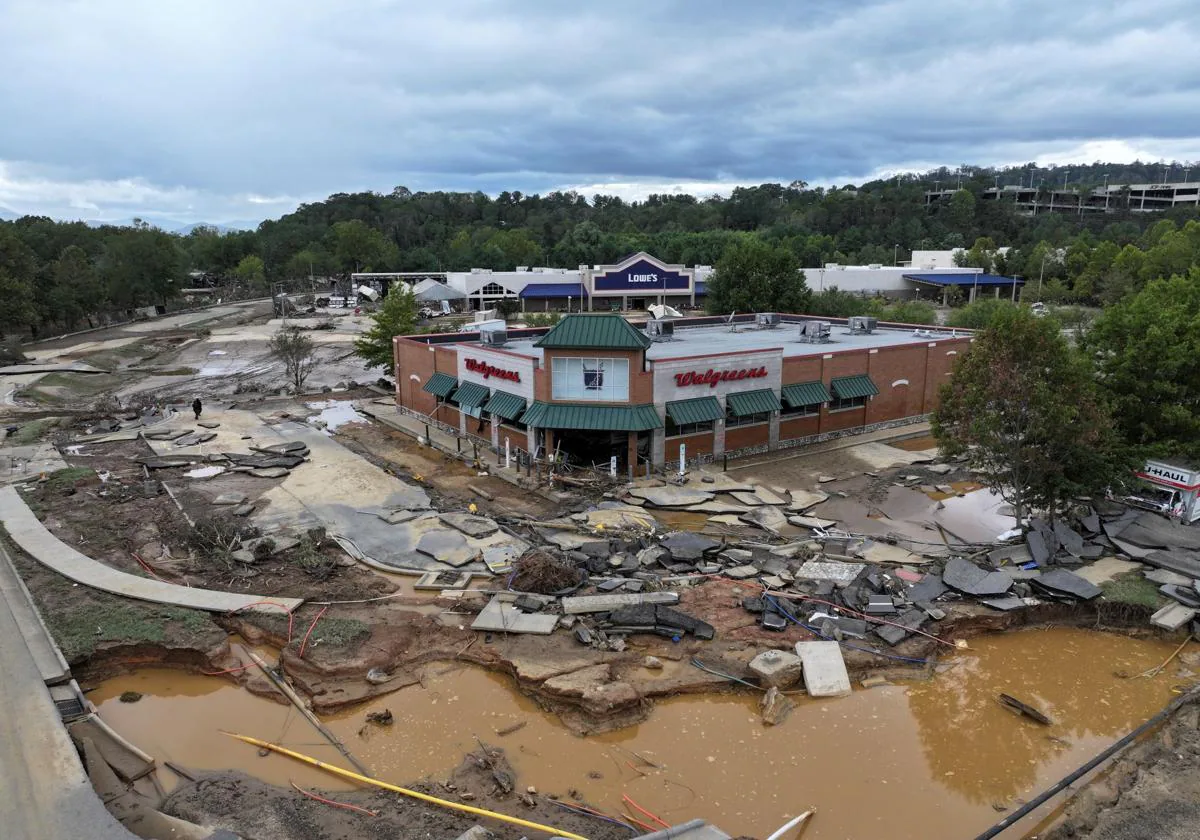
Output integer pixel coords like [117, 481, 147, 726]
[451, 381, 490, 409]
[533, 314, 651, 350]
[726, 388, 781, 416]
[422, 372, 457, 398]
[665, 396, 723, 425]
[830, 374, 879, 400]
[782, 381, 832, 408]
[521, 401, 663, 431]
[483, 390, 527, 422]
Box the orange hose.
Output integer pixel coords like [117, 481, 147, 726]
[298, 606, 328, 658]
[290, 781, 379, 817]
[621, 794, 670, 829]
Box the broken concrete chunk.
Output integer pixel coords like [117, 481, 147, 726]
[232, 503, 256, 517]
[471, 595, 558, 634]
[1029, 568, 1103, 601]
[1144, 569, 1195, 586]
[875, 608, 927, 645]
[760, 612, 788, 631]
[749, 650, 803, 688]
[439, 512, 500, 538]
[795, 560, 866, 586]
[212, 492, 247, 506]
[724, 565, 760, 580]
[979, 596, 1028, 611]
[760, 686, 795, 725]
[660, 531, 721, 561]
[197, 421, 221, 429]
[787, 489, 829, 511]
[416, 530, 480, 568]
[788, 515, 837, 529]
[249, 467, 290, 478]
[741, 505, 790, 534]
[627, 486, 714, 507]
[1150, 602, 1197, 631]
[561, 592, 680, 615]
[1053, 521, 1085, 557]
[795, 641, 852, 697]
[686, 501, 750, 514]
[943, 557, 1014, 597]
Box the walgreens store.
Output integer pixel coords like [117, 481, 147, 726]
[394, 313, 971, 473]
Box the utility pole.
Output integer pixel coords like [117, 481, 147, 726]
[1037, 252, 1049, 302]
[893, 244, 899, 266]
[1104, 174, 1110, 212]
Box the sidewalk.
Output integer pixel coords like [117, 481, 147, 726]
[713, 420, 932, 473]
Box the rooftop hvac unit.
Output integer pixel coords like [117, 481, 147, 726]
[797, 320, 832, 343]
[847, 316, 877, 334]
[480, 327, 508, 346]
[755, 312, 781, 328]
[824, 263, 844, 270]
[646, 319, 674, 340]
[867, 263, 883, 270]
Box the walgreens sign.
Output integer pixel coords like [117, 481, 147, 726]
[465, 358, 521, 383]
[674, 367, 768, 388]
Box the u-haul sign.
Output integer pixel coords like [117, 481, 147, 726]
[1138, 461, 1200, 490]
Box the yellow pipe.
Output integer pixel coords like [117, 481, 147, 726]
[223, 731, 589, 840]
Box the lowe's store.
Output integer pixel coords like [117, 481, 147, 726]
[394, 311, 973, 474]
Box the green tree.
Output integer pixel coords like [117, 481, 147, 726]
[354, 284, 418, 369]
[233, 254, 267, 293]
[1085, 270, 1200, 461]
[331, 220, 389, 273]
[705, 238, 810, 314]
[48, 245, 99, 329]
[946, 298, 1022, 330]
[101, 227, 182, 307]
[0, 230, 37, 336]
[933, 308, 1127, 525]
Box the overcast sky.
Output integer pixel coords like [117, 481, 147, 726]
[2, 0, 1199, 227]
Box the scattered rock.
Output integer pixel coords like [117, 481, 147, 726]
[643, 656, 663, 670]
[249, 467, 290, 479]
[749, 649, 803, 689]
[212, 492, 247, 506]
[760, 686, 794, 725]
[365, 709, 394, 726]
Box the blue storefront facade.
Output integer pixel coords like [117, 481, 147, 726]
[586, 252, 710, 311]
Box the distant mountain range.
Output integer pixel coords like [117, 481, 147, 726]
[0, 209, 257, 233]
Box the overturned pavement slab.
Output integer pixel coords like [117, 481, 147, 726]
[795, 641, 852, 697]
[943, 556, 1013, 597]
[439, 512, 500, 539]
[627, 486, 715, 507]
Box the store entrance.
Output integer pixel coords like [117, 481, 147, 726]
[552, 429, 630, 474]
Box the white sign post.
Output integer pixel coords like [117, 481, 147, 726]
[609, 455, 618, 478]
[505, 439, 511, 470]
[679, 443, 686, 476]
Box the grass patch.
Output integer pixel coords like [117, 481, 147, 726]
[309, 617, 369, 649]
[1101, 571, 1162, 609]
[43, 601, 214, 661]
[42, 466, 95, 492]
[26, 372, 124, 402]
[8, 417, 62, 445]
[146, 366, 198, 376]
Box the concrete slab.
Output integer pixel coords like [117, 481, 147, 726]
[748, 485, 788, 505]
[1151, 602, 1197, 631]
[686, 501, 750, 514]
[416, 529, 479, 568]
[439, 512, 500, 538]
[471, 594, 559, 634]
[627, 486, 715, 507]
[795, 560, 865, 586]
[786, 489, 829, 511]
[795, 640, 852, 697]
[789, 515, 837, 529]
[741, 505, 789, 534]
[561, 591, 680, 615]
[0, 486, 302, 614]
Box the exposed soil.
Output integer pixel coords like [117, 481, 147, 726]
[1038, 692, 1200, 840]
[163, 749, 630, 840]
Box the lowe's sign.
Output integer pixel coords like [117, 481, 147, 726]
[593, 258, 690, 294]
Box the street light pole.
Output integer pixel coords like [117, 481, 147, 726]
[893, 244, 899, 266]
[1037, 252, 1048, 302]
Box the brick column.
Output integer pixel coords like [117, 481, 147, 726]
[713, 417, 726, 458]
[650, 427, 666, 469]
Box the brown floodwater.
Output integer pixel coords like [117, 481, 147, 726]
[90, 629, 1189, 840]
[888, 434, 939, 452]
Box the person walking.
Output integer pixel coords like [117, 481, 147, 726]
[192, 397, 202, 420]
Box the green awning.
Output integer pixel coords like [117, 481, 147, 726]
[521, 402, 663, 431]
[726, 388, 781, 417]
[422, 372, 457, 399]
[483, 390, 527, 422]
[665, 396, 723, 425]
[451, 381, 490, 409]
[782, 381, 832, 408]
[830, 374, 879, 400]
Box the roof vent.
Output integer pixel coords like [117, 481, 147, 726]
[647, 319, 675, 340]
[847, 316, 877, 334]
[797, 320, 832, 343]
[755, 312, 781, 329]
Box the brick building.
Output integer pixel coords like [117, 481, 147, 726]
[393, 313, 972, 473]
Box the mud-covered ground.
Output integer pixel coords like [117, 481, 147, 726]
[1040, 691, 1200, 840]
[165, 748, 630, 840]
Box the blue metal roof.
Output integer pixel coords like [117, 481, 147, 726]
[519, 283, 587, 299]
[903, 273, 1024, 287]
[694, 282, 708, 295]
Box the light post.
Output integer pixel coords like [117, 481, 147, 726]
[893, 244, 899, 266]
[1037, 252, 1049, 302]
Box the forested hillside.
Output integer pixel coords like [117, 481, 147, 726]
[2, 160, 1199, 338]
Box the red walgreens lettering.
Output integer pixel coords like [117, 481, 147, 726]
[465, 358, 521, 383]
[673, 367, 767, 388]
